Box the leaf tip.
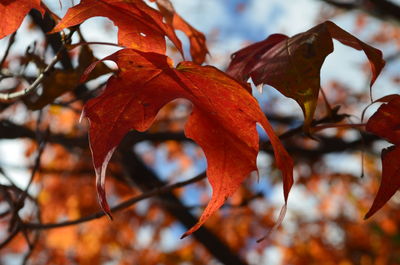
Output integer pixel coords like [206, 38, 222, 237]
[93, 147, 117, 221]
[96, 180, 113, 220]
[257, 203, 287, 243]
[364, 207, 376, 220]
[180, 232, 189, 239]
[256, 83, 264, 93]
[79, 109, 86, 123]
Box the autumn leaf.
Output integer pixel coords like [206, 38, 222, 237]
[365, 95, 400, 218]
[52, 0, 183, 55]
[226, 33, 288, 84]
[365, 94, 400, 145]
[227, 20, 385, 130]
[364, 146, 400, 219]
[0, 0, 44, 39]
[82, 48, 293, 237]
[154, 0, 209, 64]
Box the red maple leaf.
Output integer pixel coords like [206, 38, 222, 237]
[52, 0, 183, 55]
[154, 0, 209, 64]
[82, 48, 294, 237]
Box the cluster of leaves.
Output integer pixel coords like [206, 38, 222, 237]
[1, 0, 400, 264]
[51, 0, 295, 237]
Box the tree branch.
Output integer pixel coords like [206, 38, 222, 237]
[119, 140, 248, 265]
[0, 32, 16, 69]
[23, 173, 206, 230]
[29, 10, 73, 70]
[320, 0, 400, 24]
[0, 32, 73, 101]
[0, 112, 380, 158]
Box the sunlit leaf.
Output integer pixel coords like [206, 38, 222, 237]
[0, 0, 44, 39]
[83, 48, 293, 236]
[52, 0, 183, 55]
[154, 0, 208, 64]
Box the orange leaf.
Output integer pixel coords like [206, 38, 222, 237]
[0, 0, 44, 39]
[227, 21, 385, 130]
[83, 49, 293, 237]
[364, 146, 400, 219]
[155, 0, 209, 64]
[52, 0, 183, 55]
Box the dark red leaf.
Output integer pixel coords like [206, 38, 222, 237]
[227, 33, 288, 85]
[227, 21, 385, 129]
[366, 95, 400, 145]
[365, 95, 400, 218]
[373, 94, 400, 104]
[364, 146, 400, 219]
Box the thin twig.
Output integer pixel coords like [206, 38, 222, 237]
[68, 41, 123, 49]
[16, 131, 48, 207]
[0, 167, 19, 188]
[21, 192, 42, 265]
[0, 188, 21, 249]
[311, 123, 366, 132]
[21, 228, 40, 265]
[0, 32, 16, 69]
[0, 136, 46, 251]
[0, 184, 37, 203]
[0, 50, 63, 101]
[24, 173, 206, 230]
[0, 31, 74, 101]
[263, 111, 348, 148]
[0, 225, 20, 249]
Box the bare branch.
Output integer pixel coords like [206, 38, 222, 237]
[23, 173, 206, 230]
[320, 0, 400, 24]
[0, 32, 16, 69]
[0, 48, 65, 101]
